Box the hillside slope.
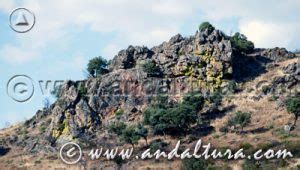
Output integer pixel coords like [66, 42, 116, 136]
[0, 26, 299, 169]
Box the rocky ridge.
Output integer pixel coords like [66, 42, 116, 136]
[0, 27, 298, 155]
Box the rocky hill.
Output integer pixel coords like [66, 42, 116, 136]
[0, 25, 299, 169]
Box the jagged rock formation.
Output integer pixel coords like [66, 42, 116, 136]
[44, 28, 235, 145]
[272, 62, 300, 90]
[259, 47, 295, 61]
[0, 26, 298, 153]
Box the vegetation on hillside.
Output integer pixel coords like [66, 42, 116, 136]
[199, 21, 215, 33]
[230, 32, 254, 53]
[87, 56, 109, 77]
[143, 93, 204, 136]
[142, 60, 161, 76]
[285, 96, 300, 126]
[227, 111, 252, 132]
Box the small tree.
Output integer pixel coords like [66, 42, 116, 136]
[143, 93, 203, 136]
[121, 126, 140, 148]
[87, 56, 108, 77]
[230, 32, 254, 53]
[209, 90, 223, 111]
[108, 122, 127, 136]
[78, 84, 88, 100]
[182, 158, 209, 170]
[227, 111, 251, 132]
[228, 80, 238, 93]
[136, 123, 148, 146]
[143, 60, 161, 76]
[199, 22, 215, 33]
[285, 97, 300, 127]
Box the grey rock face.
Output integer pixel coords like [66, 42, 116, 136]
[272, 62, 300, 91]
[283, 62, 300, 75]
[109, 29, 233, 79]
[5, 26, 298, 151]
[109, 46, 153, 70]
[259, 47, 295, 61]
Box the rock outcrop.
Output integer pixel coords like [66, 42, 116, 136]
[272, 62, 300, 90]
[259, 47, 295, 61]
[2, 26, 298, 152]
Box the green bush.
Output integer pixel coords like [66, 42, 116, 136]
[230, 32, 254, 53]
[182, 158, 209, 170]
[227, 111, 251, 132]
[143, 60, 161, 76]
[219, 126, 228, 133]
[143, 93, 203, 135]
[120, 126, 140, 148]
[39, 125, 47, 133]
[228, 80, 238, 93]
[239, 142, 254, 154]
[285, 96, 300, 126]
[242, 159, 259, 170]
[283, 140, 300, 157]
[78, 84, 88, 100]
[149, 139, 168, 152]
[209, 91, 223, 106]
[199, 22, 215, 33]
[153, 95, 172, 109]
[87, 56, 108, 77]
[136, 123, 148, 145]
[114, 109, 124, 116]
[182, 92, 204, 111]
[108, 122, 127, 136]
[242, 159, 288, 170]
[113, 155, 124, 166]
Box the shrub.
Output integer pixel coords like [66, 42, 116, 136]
[114, 109, 124, 116]
[113, 155, 124, 166]
[149, 139, 168, 152]
[39, 125, 47, 133]
[182, 92, 204, 111]
[228, 80, 238, 93]
[219, 126, 228, 133]
[143, 93, 203, 136]
[78, 84, 88, 100]
[108, 122, 127, 136]
[120, 126, 140, 148]
[209, 91, 223, 106]
[136, 123, 148, 145]
[143, 60, 160, 76]
[227, 111, 251, 132]
[87, 56, 108, 77]
[143, 107, 157, 125]
[182, 158, 209, 170]
[239, 142, 254, 154]
[261, 85, 271, 95]
[283, 140, 300, 157]
[242, 159, 288, 170]
[285, 97, 300, 127]
[230, 32, 254, 53]
[153, 95, 171, 109]
[143, 93, 204, 136]
[199, 22, 215, 33]
[242, 159, 259, 170]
